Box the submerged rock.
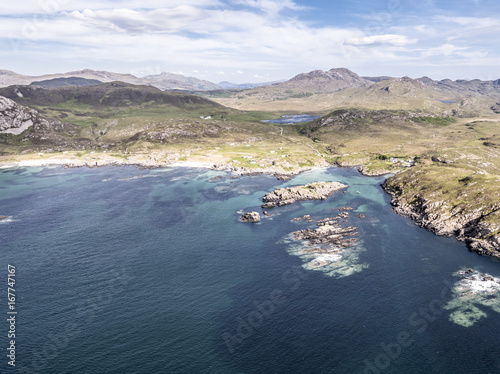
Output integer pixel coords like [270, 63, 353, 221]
[444, 269, 500, 327]
[240, 211, 261, 223]
[262, 181, 347, 208]
[284, 210, 368, 278]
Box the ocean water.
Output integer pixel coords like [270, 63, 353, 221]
[1, 166, 499, 374]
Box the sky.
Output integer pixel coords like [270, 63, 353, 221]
[1, 0, 499, 83]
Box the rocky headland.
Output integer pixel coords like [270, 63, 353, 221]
[382, 176, 500, 258]
[261, 181, 347, 208]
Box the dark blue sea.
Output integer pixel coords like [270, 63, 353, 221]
[1, 165, 499, 374]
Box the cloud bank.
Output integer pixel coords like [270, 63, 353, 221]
[0, 0, 499, 82]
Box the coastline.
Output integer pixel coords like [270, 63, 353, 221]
[3, 153, 499, 260]
[0, 154, 323, 180]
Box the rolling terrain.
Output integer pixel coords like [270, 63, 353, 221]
[0, 82, 324, 171]
[1, 67, 500, 256]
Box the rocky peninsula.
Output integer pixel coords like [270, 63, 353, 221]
[382, 172, 500, 258]
[262, 181, 347, 208]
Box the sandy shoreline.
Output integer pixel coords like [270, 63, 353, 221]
[0, 154, 325, 179]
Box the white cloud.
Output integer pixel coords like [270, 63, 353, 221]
[435, 16, 500, 28]
[345, 35, 417, 46]
[0, 1, 499, 81]
[233, 0, 305, 14]
[0, 1, 222, 15]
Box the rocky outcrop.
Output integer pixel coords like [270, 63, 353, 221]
[382, 180, 500, 258]
[262, 181, 347, 208]
[240, 212, 261, 223]
[0, 95, 94, 152]
[285, 209, 368, 278]
[0, 96, 37, 134]
[212, 163, 312, 181]
[292, 224, 358, 247]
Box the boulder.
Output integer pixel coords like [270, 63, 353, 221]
[240, 211, 261, 223]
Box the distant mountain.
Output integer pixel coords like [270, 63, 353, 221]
[416, 76, 500, 98]
[30, 77, 103, 88]
[143, 72, 220, 91]
[207, 68, 375, 111]
[283, 68, 373, 92]
[0, 69, 221, 91]
[218, 80, 285, 89]
[0, 70, 35, 86]
[362, 76, 393, 83]
[208, 68, 500, 115]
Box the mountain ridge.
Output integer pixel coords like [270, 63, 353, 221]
[0, 69, 222, 91]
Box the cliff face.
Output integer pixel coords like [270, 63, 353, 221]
[382, 167, 500, 258]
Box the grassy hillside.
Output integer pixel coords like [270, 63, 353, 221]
[0, 83, 326, 170]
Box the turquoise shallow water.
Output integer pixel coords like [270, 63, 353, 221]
[0, 165, 499, 373]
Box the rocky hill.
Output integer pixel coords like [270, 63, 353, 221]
[285, 68, 373, 92]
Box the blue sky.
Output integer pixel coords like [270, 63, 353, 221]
[1, 0, 499, 83]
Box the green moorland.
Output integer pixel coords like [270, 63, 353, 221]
[0, 83, 326, 170]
